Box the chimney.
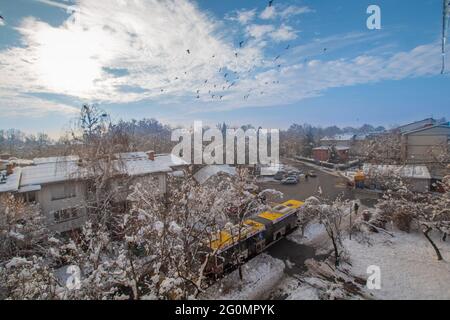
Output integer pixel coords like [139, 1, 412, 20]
[147, 150, 155, 161]
[6, 163, 15, 175]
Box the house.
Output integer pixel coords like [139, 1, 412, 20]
[312, 147, 330, 162]
[0, 152, 188, 233]
[362, 164, 432, 193]
[400, 122, 450, 180]
[193, 165, 236, 185]
[394, 118, 437, 134]
[312, 146, 350, 163]
[320, 134, 356, 147]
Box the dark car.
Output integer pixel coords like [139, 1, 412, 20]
[274, 170, 286, 180]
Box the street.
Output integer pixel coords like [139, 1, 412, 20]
[258, 158, 354, 203]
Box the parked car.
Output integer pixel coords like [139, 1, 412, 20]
[308, 170, 317, 177]
[281, 176, 298, 185]
[274, 170, 286, 180]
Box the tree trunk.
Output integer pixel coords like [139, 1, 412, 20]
[349, 210, 352, 240]
[331, 235, 340, 267]
[423, 226, 443, 261]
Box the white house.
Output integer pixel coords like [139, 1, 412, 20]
[400, 123, 450, 180]
[362, 163, 432, 193]
[0, 152, 188, 232]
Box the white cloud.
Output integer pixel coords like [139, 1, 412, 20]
[226, 9, 257, 25]
[1, 0, 264, 115]
[260, 6, 276, 20]
[246, 24, 275, 39]
[0, 0, 445, 119]
[0, 89, 78, 117]
[279, 5, 313, 18]
[269, 24, 297, 42]
[246, 23, 297, 43]
[260, 5, 313, 20]
[212, 43, 443, 111]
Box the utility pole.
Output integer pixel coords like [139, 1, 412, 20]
[442, 0, 450, 74]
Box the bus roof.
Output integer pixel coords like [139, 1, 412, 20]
[208, 219, 265, 252]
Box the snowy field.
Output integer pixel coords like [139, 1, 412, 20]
[202, 220, 450, 300]
[201, 253, 285, 300]
[345, 232, 450, 300]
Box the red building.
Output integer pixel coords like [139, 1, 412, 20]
[312, 146, 350, 163]
[312, 147, 330, 162]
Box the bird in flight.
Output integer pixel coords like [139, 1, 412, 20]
[285, 44, 290, 50]
[186, 49, 190, 54]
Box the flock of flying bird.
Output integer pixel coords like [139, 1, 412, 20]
[177, 0, 328, 103]
[182, 38, 296, 102]
[0, 0, 448, 102]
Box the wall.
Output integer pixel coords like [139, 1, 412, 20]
[313, 149, 329, 162]
[402, 126, 450, 165]
[37, 181, 87, 232]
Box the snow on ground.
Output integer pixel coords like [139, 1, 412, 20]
[200, 254, 285, 300]
[344, 231, 450, 300]
[269, 275, 320, 300]
[288, 223, 325, 243]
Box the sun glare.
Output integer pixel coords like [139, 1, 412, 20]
[35, 26, 104, 94]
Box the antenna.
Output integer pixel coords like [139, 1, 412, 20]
[442, 0, 450, 74]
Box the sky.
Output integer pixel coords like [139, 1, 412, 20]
[0, 0, 449, 137]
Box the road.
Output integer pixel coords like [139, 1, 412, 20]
[258, 158, 354, 203]
[255, 158, 358, 299]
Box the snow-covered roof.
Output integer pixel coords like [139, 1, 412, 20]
[401, 122, 450, 135]
[313, 146, 349, 151]
[18, 185, 42, 193]
[362, 164, 431, 180]
[313, 146, 330, 151]
[0, 167, 22, 193]
[396, 118, 436, 133]
[21, 159, 85, 186]
[194, 165, 236, 184]
[0, 153, 188, 193]
[321, 134, 355, 141]
[154, 153, 189, 167]
[32, 155, 80, 165]
[117, 156, 172, 176]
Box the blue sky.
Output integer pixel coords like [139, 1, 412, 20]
[0, 0, 448, 137]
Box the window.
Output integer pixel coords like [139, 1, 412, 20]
[53, 207, 80, 223]
[51, 183, 76, 201]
